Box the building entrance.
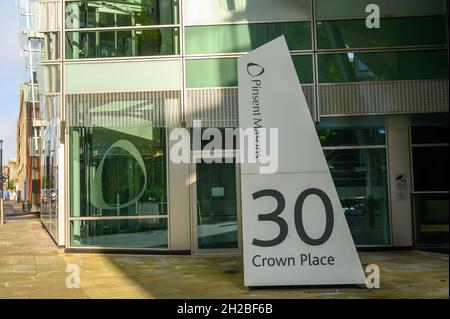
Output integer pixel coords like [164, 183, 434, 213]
[191, 153, 242, 254]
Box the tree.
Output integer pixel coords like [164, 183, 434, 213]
[7, 180, 15, 193]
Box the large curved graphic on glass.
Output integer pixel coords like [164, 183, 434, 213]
[90, 139, 148, 210]
[70, 126, 168, 248]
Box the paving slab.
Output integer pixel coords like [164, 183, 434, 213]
[0, 214, 448, 299]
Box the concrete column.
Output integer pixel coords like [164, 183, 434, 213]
[386, 116, 413, 247]
[167, 127, 191, 251]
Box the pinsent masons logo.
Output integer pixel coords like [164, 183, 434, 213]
[247, 63, 265, 77]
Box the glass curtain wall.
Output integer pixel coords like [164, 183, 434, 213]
[411, 125, 449, 248]
[70, 126, 168, 248]
[67, 90, 179, 249]
[40, 95, 60, 241]
[315, 1, 448, 84]
[317, 125, 390, 245]
[65, 0, 180, 59]
[192, 128, 239, 250]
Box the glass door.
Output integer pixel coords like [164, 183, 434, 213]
[191, 157, 241, 254]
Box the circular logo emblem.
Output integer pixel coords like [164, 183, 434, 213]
[247, 63, 265, 77]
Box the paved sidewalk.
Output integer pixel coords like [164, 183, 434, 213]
[1, 201, 39, 220]
[0, 217, 448, 299]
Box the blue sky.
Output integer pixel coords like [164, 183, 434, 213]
[0, 0, 27, 161]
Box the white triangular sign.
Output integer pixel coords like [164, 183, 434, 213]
[238, 36, 366, 286]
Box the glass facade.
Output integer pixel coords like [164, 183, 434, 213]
[411, 125, 449, 247]
[70, 126, 168, 247]
[40, 95, 60, 241]
[65, 0, 178, 28]
[186, 55, 313, 88]
[196, 162, 238, 249]
[319, 126, 390, 245]
[318, 50, 448, 83]
[66, 27, 180, 59]
[51, 0, 448, 252]
[185, 21, 311, 54]
[70, 218, 168, 248]
[44, 32, 60, 61]
[65, 0, 180, 59]
[316, 16, 447, 49]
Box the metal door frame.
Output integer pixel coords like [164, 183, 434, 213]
[190, 150, 242, 255]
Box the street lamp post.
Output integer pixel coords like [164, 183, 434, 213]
[0, 139, 4, 226]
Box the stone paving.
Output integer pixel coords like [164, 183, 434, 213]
[0, 202, 448, 299]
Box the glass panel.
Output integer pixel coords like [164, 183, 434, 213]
[64, 60, 182, 93]
[317, 127, 386, 147]
[71, 218, 168, 248]
[186, 55, 312, 88]
[197, 162, 238, 249]
[66, 28, 179, 59]
[70, 127, 167, 217]
[325, 148, 390, 245]
[186, 58, 238, 88]
[318, 50, 449, 83]
[40, 95, 59, 241]
[412, 146, 449, 192]
[98, 31, 116, 57]
[292, 55, 313, 84]
[184, 0, 311, 25]
[316, 0, 447, 19]
[317, 16, 447, 49]
[411, 125, 449, 144]
[185, 21, 311, 54]
[44, 32, 60, 60]
[413, 193, 449, 247]
[65, 0, 177, 28]
[39, 64, 61, 94]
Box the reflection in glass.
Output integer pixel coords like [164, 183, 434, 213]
[185, 21, 311, 55]
[317, 16, 447, 49]
[325, 148, 390, 245]
[318, 127, 386, 147]
[66, 28, 179, 59]
[40, 96, 59, 241]
[44, 32, 60, 60]
[413, 193, 449, 247]
[185, 55, 313, 88]
[197, 162, 238, 249]
[65, 0, 178, 28]
[71, 218, 168, 248]
[70, 127, 167, 217]
[318, 50, 449, 83]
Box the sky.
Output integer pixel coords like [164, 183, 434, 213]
[0, 0, 27, 162]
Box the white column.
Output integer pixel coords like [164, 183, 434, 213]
[386, 116, 413, 247]
[167, 127, 191, 251]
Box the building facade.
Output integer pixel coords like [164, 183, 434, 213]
[6, 158, 18, 200]
[16, 0, 44, 212]
[16, 82, 41, 211]
[26, 0, 448, 253]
